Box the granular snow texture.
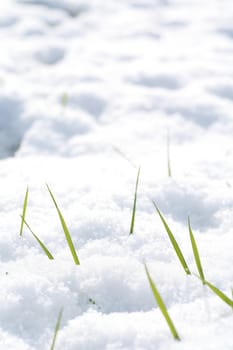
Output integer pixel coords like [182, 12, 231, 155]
[0, 0, 232, 349]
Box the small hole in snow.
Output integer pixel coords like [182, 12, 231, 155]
[0, 95, 26, 159]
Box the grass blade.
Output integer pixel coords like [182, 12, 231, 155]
[21, 216, 54, 260]
[231, 288, 233, 311]
[205, 280, 233, 308]
[130, 167, 141, 234]
[188, 217, 205, 283]
[50, 308, 63, 350]
[145, 264, 180, 341]
[154, 203, 191, 275]
[20, 187, 29, 236]
[167, 131, 172, 177]
[61, 93, 68, 107]
[112, 145, 137, 169]
[46, 184, 80, 265]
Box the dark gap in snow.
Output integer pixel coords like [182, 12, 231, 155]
[17, 0, 89, 18]
[0, 141, 22, 159]
[208, 84, 233, 101]
[0, 16, 19, 28]
[161, 20, 189, 28]
[218, 28, 233, 40]
[69, 93, 106, 119]
[0, 96, 26, 159]
[128, 73, 183, 90]
[34, 46, 66, 65]
[130, 0, 171, 8]
[165, 105, 221, 128]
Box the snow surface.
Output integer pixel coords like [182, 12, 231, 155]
[0, 0, 233, 349]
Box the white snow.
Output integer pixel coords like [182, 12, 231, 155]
[0, 0, 232, 349]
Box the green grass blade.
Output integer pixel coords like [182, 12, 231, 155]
[21, 216, 54, 260]
[50, 308, 63, 350]
[61, 93, 68, 107]
[167, 131, 172, 177]
[112, 145, 137, 169]
[154, 203, 191, 275]
[46, 185, 80, 265]
[20, 187, 29, 236]
[130, 167, 141, 234]
[188, 217, 205, 283]
[145, 264, 180, 341]
[205, 280, 233, 308]
[231, 288, 233, 311]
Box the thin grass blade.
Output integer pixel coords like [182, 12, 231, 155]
[167, 131, 172, 177]
[188, 217, 205, 283]
[144, 264, 180, 341]
[130, 167, 140, 234]
[46, 185, 80, 265]
[154, 203, 191, 275]
[21, 216, 54, 260]
[231, 288, 233, 311]
[50, 308, 63, 350]
[205, 280, 233, 308]
[112, 145, 136, 169]
[61, 93, 68, 107]
[20, 187, 29, 236]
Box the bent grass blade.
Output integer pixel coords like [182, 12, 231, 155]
[21, 216, 54, 260]
[46, 185, 80, 265]
[145, 264, 180, 341]
[154, 203, 191, 275]
[205, 280, 233, 308]
[20, 187, 29, 236]
[130, 167, 140, 234]
[193, 273, 233, 308]
[50, 308, 63, 350]
[188, 217, 205, 283]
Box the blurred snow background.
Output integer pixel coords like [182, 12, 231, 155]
[0, 0, 232, 349]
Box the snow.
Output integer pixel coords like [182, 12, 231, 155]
[0, 0, 232, 349]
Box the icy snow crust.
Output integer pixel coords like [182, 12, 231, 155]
[0, 0, 233, 349]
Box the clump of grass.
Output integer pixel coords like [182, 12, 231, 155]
[145, 264, 180, 341]
[188, 217, 205, 283]
[130, 167, 141, 234]
[46, 184, 80, 265]
[154, 203, 191, 275]
[50, 308, 63, 350]
[20, 187, 29, 236]
[21, 216, 54, 260]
